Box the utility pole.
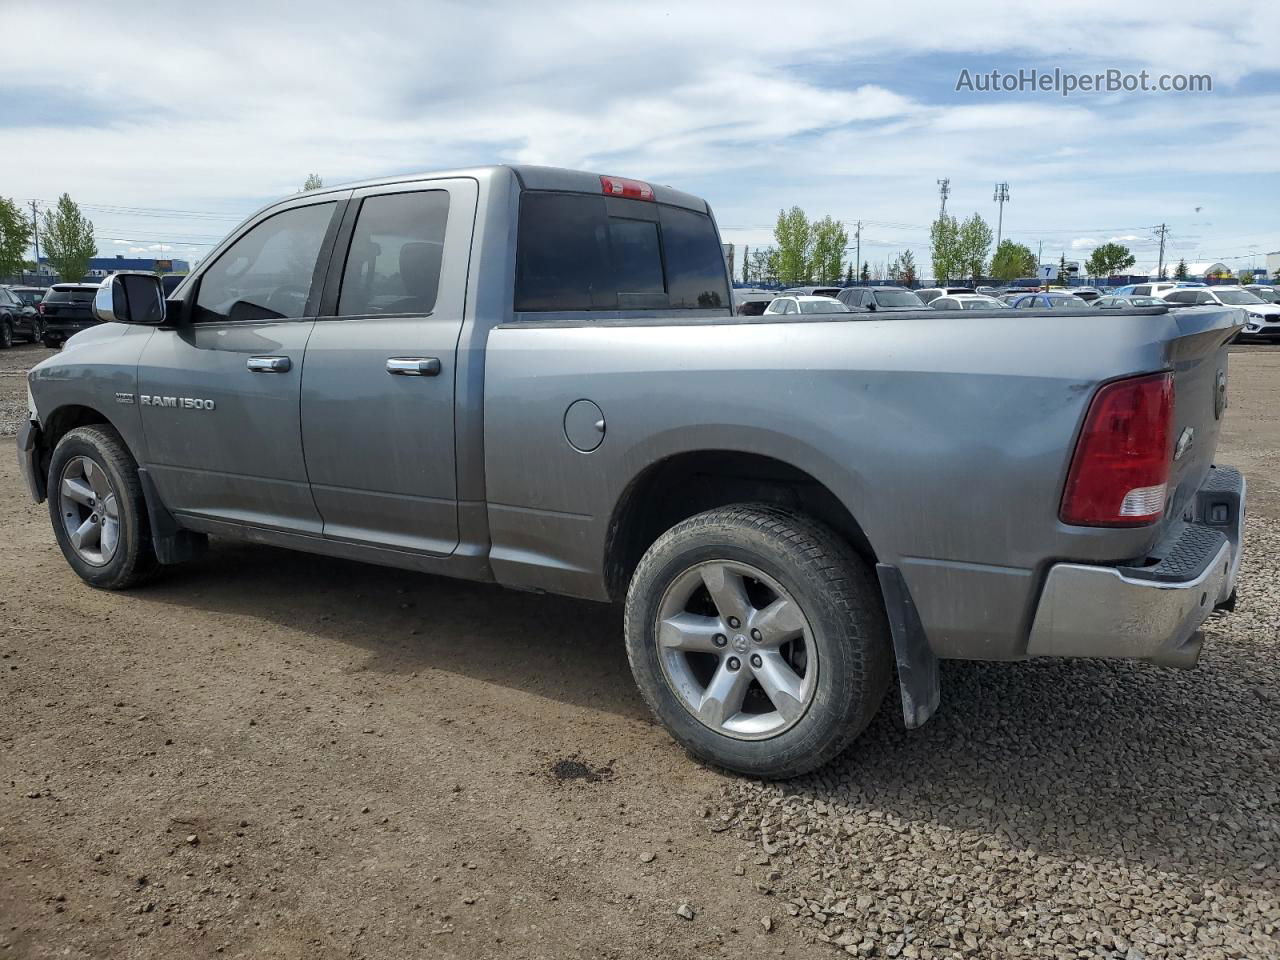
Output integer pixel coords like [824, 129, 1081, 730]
[854, 221, 862, 285]
[993, 182, 1009, 249]
[1154, 223, 1168, 279]
[936, 178, 950, 218]
[30, 200, 40, 281]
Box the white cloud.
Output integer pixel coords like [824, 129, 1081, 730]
[4, 0, 1276, 278]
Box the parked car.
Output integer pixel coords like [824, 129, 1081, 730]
[930, 294, 1009, 310]
[36, 283, 103, 346]
[10, 286, 48, 342]
[1067, 287, 1102, 302]
[733, 288, 782, 317]
[18, 164, 1247, 780]
[781, 286, 842, 298]
[1094, 295, 1166, 309]
[1113, 282, 1181, 298]
[1008, 293, 1092, 309]
[763, 295, 852, 315]
[835, 286, 925, 312]
[0, 286, 41, 347]
[1163, 286, 1280, 341]
[915, 286, 975, 304]
[975, 285, 998, 295]
[1244, 285, 1279, 304]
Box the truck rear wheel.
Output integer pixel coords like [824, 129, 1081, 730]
[624, 504, 892, 779]
[48, 425, 158, 590]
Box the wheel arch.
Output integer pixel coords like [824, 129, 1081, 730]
[603, 448, 876, 601]
[36, 404, 123, 486]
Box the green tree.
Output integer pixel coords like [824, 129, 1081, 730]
[1058, 254, 1070, 286]
[1239, 268, 1255, 285]
[749, 246, 776, 284]
[957, 213, 994, 283]
[1174, 258, 1189, 281]
[0, 197, 34, 279]
[809, 216, 848, 285]
[989, 240, 1036, 282]
[860, 261, 870, 284]
[1084, 241, 1136, 279]
[844, 262, 854, 286]
[303, 173, 324, 191]
[773, 207, 812, 285]
[41, 193, 96, 282]
[929, 214, 960, 284]
[898, 250, 918, 287]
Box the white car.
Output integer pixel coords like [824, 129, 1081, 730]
[1162, 286, 1280, 342]
[915, 286, 976, 304]
[930, 294, 1009, 311]
[763, 295, 853, 315]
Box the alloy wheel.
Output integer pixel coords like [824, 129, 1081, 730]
[57, 456, 121, 567]
[656, 560, 818, 740]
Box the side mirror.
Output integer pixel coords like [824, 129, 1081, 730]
[94, 272, 167, 326]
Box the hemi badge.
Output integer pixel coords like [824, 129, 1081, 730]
[115, 392, 135, 405]
[1174, 426, 1194, 461]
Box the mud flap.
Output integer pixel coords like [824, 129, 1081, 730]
[875, 564, 940, 729]
[138, 467, 208, 565]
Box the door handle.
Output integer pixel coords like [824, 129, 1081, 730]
[247, 356, 291, 373]
[386, 357, 441, 377]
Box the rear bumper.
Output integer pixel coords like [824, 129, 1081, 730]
[1027, 466, 1245, 667]
[41, 318, 97, 338]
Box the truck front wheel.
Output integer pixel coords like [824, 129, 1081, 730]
[47, 425, 158, 590]
[623, 504, 892, 779]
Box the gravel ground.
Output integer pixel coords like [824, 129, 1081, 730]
[0, 344, 53, 436]
[1, 342, 1278, 959]
[711, 515, 1280, 959]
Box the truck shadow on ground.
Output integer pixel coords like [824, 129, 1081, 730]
[142, 537, 1277, 887]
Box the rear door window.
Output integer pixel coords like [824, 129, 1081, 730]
[337, 190, 450, 316]
[514, 192, 729, 313]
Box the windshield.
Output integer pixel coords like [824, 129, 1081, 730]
[873, 290, 924, 307]
[797, 299, 850, 314]
[1215, 290, 1265, 305]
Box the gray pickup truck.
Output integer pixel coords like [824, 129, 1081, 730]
[17, 165, 1246, 778]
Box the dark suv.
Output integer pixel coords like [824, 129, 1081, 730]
[0, 287, 42, 347]
[37, 283, 102, 346]
[836, 286, 927, 312]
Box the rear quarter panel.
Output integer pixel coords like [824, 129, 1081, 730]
[482, 308, 1234, 659]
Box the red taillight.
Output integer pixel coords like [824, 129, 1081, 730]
[1060, 372, 1174, 527]
[37, 302, 45, 314]
[600, 175, 654, 201]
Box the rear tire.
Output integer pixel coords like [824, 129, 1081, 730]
[0, 319, 12, 349]
[41, 334, 60, 349]
[624, 504, 892, 779]
[47, 425, 158, 590]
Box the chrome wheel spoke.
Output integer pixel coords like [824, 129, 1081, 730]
[61, 477, 95, 508]
[658, 613, 724, 654]
[752, 650, 806, 723]
[749, 597, 805, 647]
[700, 563, 752, 623]
[70, 516, 100, 553]
[100, 518, 120, 558]
[102, 494, 119, 521]
[697, 660, 752, 728]
[83, 460, 107, 499]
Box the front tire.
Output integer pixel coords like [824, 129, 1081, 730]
[0, 319, 12, 349]
[624, 504, 892, 779]
[47, 425, 158, 590]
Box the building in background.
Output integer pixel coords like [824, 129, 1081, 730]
[8, 255, 191, 286]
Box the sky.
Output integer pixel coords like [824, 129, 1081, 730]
[3, 0, 1277, 281]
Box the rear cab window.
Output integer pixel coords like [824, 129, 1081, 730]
[514, 192, 730, 314]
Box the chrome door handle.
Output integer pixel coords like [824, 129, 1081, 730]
[247, 356, 291, 373]
[386, 357, 441, 377]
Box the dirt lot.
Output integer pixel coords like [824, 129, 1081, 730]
[2, 341, 1278, 959]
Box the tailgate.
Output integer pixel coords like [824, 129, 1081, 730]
[1163, 305, 1243, 520]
